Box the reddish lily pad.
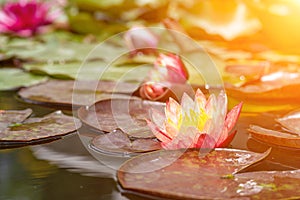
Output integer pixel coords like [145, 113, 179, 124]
[225, 71, 300, 103]
[78, 98, 165, 138]
[18, 79, 138, 108]
[0, 108, 32, 123]
[90, 129, 161, 155]
[118, 148, 271, 200]
[248, 125, 300, 149]
[276, 110, 300, 135]
[0, 111, 81, 148]
[233, 170, 300, 199]
[0, 108, 32, 132]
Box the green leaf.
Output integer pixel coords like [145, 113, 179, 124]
[0, 68, 48, 91]
[24, 61, 151, 81]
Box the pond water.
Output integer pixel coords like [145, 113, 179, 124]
[1, 90, 300, 200]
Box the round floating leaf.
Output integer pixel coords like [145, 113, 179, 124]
[0, 108, 32, 124]
[233, 170, 300, 199]
[226, 72, 300, 103]
[90, 129, 161, 155]
[248, 125, 300, 149]
[0, 109, 32, 132]
[0, 68, 48, 91]
[18, 80, 138, 108]
[276, 110, 300, 135]
[24, 61, 150, 81]
[118, 148, 271, 200]
[4, 31, 128, 63]
[0, 111, 81, 148]
[78, 98, 165, 138]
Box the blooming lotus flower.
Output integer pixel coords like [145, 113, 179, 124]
[139, 53, 189, 100]
[0, 0, 58, 37]
[147, 89, 243, 149]
[124, 26, 159, 56]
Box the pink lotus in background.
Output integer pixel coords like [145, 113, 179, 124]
[152, 53, 189, 83]
[147, 89, 243, 150]
[124, 26, 159, 56]
[0, 0, 58, 37]
[139, 53, 189, 100]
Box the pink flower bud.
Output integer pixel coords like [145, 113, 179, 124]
[124, 26, 158, 56]
[154, 53, 189, 83]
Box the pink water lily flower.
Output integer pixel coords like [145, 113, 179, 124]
[147, 89, 243, 149]
[124, 26, 159, 56]
[0, 0, 58, 37]
[139, 53, 189, 100]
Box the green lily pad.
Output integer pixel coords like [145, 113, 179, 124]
[117, 148, 298, 200]
[0, 68, 48, 91]
[78, 98, 165, 138]
[24, 61, 150, 81]
[18, 79, 139, 108]
[4, 31, 125, 63]
[0, 111, 81, 148]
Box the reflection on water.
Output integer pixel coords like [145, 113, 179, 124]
[0, 137, 130, 200]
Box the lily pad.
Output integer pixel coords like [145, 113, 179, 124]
[0, 109, 32, 132]
[0, 68, 48, 91]
[3, 30, 129, 63]
[225, 71, 300, 103]
[18, 80, 138, 108]
[0, 108, 32, 124]
[0, 111, 81, 148]
[24, 61, 150, 81]
[276, 110, 300, 135]
[118, 148, 273, 200]
[78, 98, 165, 138]
[248, 125, 300, 149]
[90, 128, 161, 155]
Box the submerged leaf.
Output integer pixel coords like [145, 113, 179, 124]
[0, 111, 81, 148]
[0, 68, 47, 91]
[118, 148, 273, 199]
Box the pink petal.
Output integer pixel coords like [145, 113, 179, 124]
[147, 120, 171, 143]
[205, 91, 227, 139]
[216, 102, 243, 146]
[224, 102, 243, 133]
[195, 133, 216, 149]
[195, 88, 207, 109]
[154, 53, 189, 83]
[217, 130, 237, 148]
[149, 108, 165, 130]
[181, 92, 194, 113]
[165, 97, 182, 125]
